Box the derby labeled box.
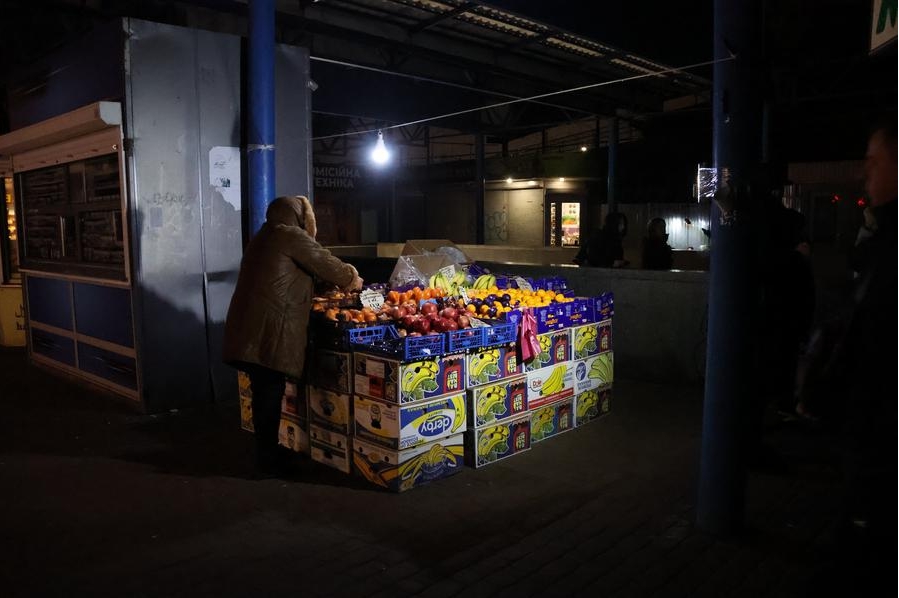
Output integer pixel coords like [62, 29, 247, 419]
[307, 385, 352, 435]
[571, 321, 612, 361]
[310, 425, 352, 474]
[575, 387, 613, 427]
[354, 393, 467, 450]
[278, 415, 310, 454]
[522, 329, 571, 372]
[354, 351, 466, 405]
[530, 397, 575, 443]
[353, 434, 465, 492]
[526, 361, 574, 410]
[467, 375, 528, 428]
[307, 350, 353, 395]
[466, 343, 521, 387]
[464, 413, 531, 468]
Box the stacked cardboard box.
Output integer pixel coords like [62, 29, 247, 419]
[352, 351, 468, 491]
[238, 372, 310, 454]
[306, 349, 355, 473]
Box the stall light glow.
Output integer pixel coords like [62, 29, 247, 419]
[506, 177, 513, 184]
[370, 131, 390, 165]
[580, 145, 588, 152]
[528, 180, 537, 186]
[559, 177, 566, 182]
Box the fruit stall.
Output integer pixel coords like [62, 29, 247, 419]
[239, 260, 614, 492]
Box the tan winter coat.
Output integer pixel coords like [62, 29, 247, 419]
[223, 196, 355, 379]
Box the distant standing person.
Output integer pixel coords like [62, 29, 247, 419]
[641, 217, 673, 270]
[223, 195, 363, 476]
[574, 212, 629, 267]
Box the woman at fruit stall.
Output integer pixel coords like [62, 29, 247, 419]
[223, 195, 363, 475]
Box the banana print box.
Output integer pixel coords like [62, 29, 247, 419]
[526, 361, 574, 410]
[572, 352, 614, 394]
[522, 329, 571, 373]
[354, 352, 467, 405]
[310, 425, 352, 473]
[465, 413, 531, 468]
[307, 350, 353, 395]
[571, 321, 612, 360]
[530, 397, 575, 443]
[308, 386, 352, 435]
[468, 375, 528, 427]
[575, 387, 613, 426]
[279, 415, 310, 454]
[354, 393, 467, 450]
[467, 344, 520, 387]
[353, 435, 465, 492]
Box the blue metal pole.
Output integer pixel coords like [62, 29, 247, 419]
[697, 0, 763, 536]
[248, 0, 276, 237]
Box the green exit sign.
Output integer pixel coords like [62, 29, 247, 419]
[871, 0, 897, 53]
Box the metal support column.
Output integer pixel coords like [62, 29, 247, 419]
[248, 0, 276, 236]
[697, 0, 764, 536]
[475, 133, 485, 244]
[607, 116, 619, 214]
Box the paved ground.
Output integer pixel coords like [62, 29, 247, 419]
[0, 346, 860, 597]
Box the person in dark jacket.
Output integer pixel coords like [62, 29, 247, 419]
[223, 195, 362, 474]
[574, 212, 628, 267]
[641, 217, 673, 270]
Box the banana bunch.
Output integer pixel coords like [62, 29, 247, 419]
[470, 348, 501, 384]
[574, 325, 598, 358]
[401, 360, 441, 401]
[540, 364, 567, 396]
[587, 353, 614, 384]
[471, 274, 497, 290]
[531, 406, 556, 440]
[429, 269, 467, 293]
[477, 424, 510, 460]
[475, 384, 508, 423]
[577, 390, 600, 419]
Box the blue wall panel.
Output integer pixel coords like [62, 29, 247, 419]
[27, 277, 72, 331]
[73, 283, 134, 348]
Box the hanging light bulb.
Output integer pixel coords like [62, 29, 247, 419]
[371, 130, 390, 165]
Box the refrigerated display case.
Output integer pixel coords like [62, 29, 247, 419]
[545, 197, 582, 247]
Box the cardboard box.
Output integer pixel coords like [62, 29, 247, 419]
[354, 351, 467, 405]
[353, 434, 465, 492]
[310, 425, 352, 474]
[307, 350, 353, 395]
[571, 321, 613, 360]
[467, 375, 528, 428]
[522, 329, 571, 373]
[354, 393, 467, 450]
[281, 381, 308, 418]
[575, 387, 612, 427]
[571, 352, 615, 395]
[530, 397, 575, 443]
[466, 344, 520, 388]
[307, 385, 353, 435]
[464, 413, 531, 468]
[238, 371, 309, 431]
[526, 361, 574, 410]
[278, 415, 310, 453]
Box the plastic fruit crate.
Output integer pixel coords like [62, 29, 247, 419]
[446, 327, 484, 352]
[483, 321, 517, 347]
[350, 325, 446, 361]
